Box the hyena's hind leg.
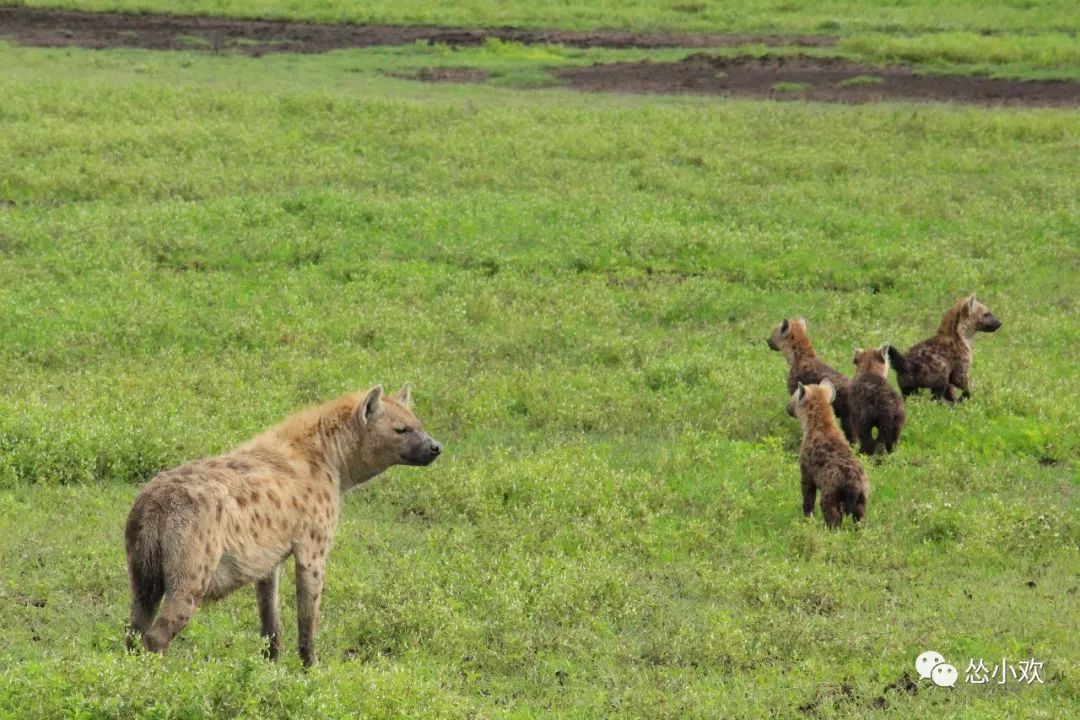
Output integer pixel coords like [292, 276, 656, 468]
[856, 420, 878, 455]
[126, 557, 164, 650]
[143, 535, 220, 655]
[143, 582, 204, 654]
[820, 490, 845, 529]
[850, 491, 867, 524]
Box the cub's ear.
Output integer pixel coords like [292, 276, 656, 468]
[820, 378, 836, 403]
[852, 345, 861, 364]
[355, 385, 384, 426]
[393, 383, 412, 408]
[780, 318, 790, 335]
[965, 293, 978, 311]
[795, 382, 806, 405]
[878, 344, 890, 365]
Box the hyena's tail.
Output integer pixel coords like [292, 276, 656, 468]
[886, 345, 907, 374]
[124, 504, 165, 622]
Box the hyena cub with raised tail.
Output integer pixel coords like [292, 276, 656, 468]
[792, 379, 868, 528]
[124, 384, 442, 667]
[768, 317, 855, 442]
[888, 294, 1001, 402]
[850, 345, 906, 455]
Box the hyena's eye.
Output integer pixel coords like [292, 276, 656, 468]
[394, 427, 410, 434]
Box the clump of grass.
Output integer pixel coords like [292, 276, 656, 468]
[771, 81, 810, 92]
[838, 74, 885, 87]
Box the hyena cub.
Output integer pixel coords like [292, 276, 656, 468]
[768, 317, 855, 442]
[888, 294, 1001, 402]
[792, 379, 868, 528]
[850, 345, 906, 455]
[124, 384, 441, 667]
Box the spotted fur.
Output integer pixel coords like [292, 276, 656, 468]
[124, 384, 442, 666]
[768, 317, 855, 442]
[792, 379, 868, 529]
[850, 345, 906, 454]
[888, 294, 1001, 402]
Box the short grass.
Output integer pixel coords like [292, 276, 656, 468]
[14, 0, 1080, 35]
[1, 39, 1078, 719]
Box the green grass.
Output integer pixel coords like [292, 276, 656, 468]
[15, 0, 1080, 35]
[771, 81, 810, 92]
[1, 36, 1078, 720]
[838, 74, 885, 88]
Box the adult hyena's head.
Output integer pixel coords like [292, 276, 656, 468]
[353, 384, 442, 474]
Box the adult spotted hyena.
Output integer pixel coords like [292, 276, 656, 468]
[767, 317, 855, 442]
[791, 379, 868, 529]
[850, 345, 906, 455]
[124, 384, 441, 667]
[888, 294, 1001, 402]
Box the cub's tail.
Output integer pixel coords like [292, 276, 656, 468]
[886, 345, 908, 374]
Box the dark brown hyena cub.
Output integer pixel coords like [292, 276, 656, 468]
[768, 317, 855, 442]
[888, 294, 1001, 402]
[850, 345, 906, 455]
[792, 379, 868, 528]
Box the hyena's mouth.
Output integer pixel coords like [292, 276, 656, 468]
[767, 338, 780, 351]
[978, 317, 1002, 332]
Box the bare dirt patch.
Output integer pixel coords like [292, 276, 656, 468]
[0, 7, 834, 54]
[559, 54, 1080, 106]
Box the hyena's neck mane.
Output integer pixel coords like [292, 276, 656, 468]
[272, 395, 365, 492]
[801, 400, 840, 438]
[937, 301, 971, 340]
[786, 329, 817, 363]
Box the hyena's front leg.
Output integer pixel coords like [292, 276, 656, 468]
[950, 367, 972, 401]
[294, 543, 328, 668]
[800, 466, 817, 517]
[256, 566, 283, 661]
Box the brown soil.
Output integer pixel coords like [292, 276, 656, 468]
[559, 54, 1080, 106]
[0, 7, 835, 54]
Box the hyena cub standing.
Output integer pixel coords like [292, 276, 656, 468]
[792, 379, 868, 528]
[888, 294, 1001, 402]
[850, 345, 906, 455]
[124, 384, 441, 667]
[768, 317, 855, 442]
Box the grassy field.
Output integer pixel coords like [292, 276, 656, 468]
[1, 12, 1079, 720]
[14, 0, 1080, 34]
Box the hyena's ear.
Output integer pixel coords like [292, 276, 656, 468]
[852, 345, 861, 364]
[965, 293, 978, 311]
[878, 344, 890, 365]
[779, 318, 790, 335]
[392, 383, 412, 408]
[820, 378, 836, 403]
[355, 385, 384, 426]
[795, 382, 806, 405]
[795, 316, 807, 330]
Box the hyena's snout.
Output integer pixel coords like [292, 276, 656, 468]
[405, 432, 443, 466]
[978, 313, 1002, 332]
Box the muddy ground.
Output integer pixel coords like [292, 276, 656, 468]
[0, 7, 834, 53]
[560, 54, 1080, 106]
[2, 7, 1077, 106]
